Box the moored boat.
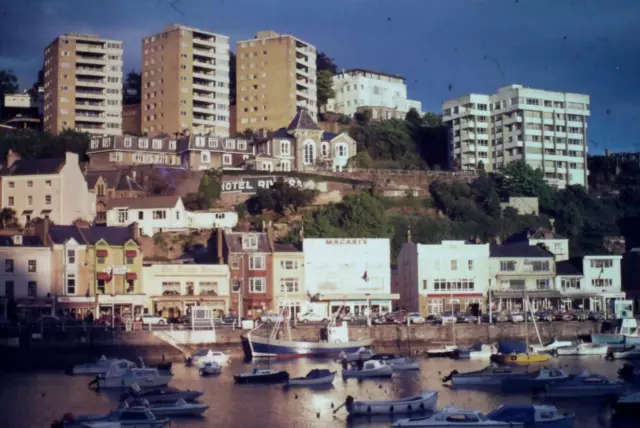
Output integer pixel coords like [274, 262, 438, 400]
[199, 362, 221, 376]
[555, 343, 608, 356]
[610, 346, 640, 360]
[392, 407, 522, 427]
[89, 367, 172, 389]
[342, 359, 393, 379]
[592, 318, 637, 345]
[345, 391, 438, 415]
[486, 404, 574, 428]
[119, 383, 203, 404]
[287, 369, 336, 386]
[501, 368, 570, 392]
[613, 392, 640, 416]
[339, 347, 376, 362]
[442, 365, 530, 386]
[529, 338, 573, 354]
[72, 357, 136, 376]
[453, 344, 497, 359]
[389, 357, 421, 371]
[618, 363, 640, 383]
[425, 345, 458, 358]
[186, 349, 231, 367]
[121, 398, 209, 417]
[544, 372, 628, 398]
[491, 352, 550, 365]
[234, 368, 289, 384]
[60, 407, 169, 428]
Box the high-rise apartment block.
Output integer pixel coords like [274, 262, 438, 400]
[236, 31, 317, 133]
[141, 24, 230, 137]
[43, 34, 123, 136]
[443, 85, 590, 189]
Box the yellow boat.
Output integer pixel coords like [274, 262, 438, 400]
[492, 352, 550, 365]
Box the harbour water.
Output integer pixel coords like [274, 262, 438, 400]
[0, 356, 635, 428]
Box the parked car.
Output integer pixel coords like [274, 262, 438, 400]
[441, 312, 457, 324]
[508, 312, 525, 323]
[34, 315, 62, 328]
[535, 310, 553, 322]
[339, 313, 368, 323]
[406, 313, 426, 324]
[456, 313, 478, 324]
[138, 315, 167, 325]
[588, 311, 606, 322]
[258, 313, 284, 324]
[372, 314, 388, 325]
[572, 311, 589, 321]
[298, 311, 329, 323]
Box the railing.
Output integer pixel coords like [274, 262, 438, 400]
[312, 168, 478, 177]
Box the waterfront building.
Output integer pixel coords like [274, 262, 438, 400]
[326, 69, 422, 119]
[236, 31, 317, 132]
[86, 135, 252, 170]
[105, 195, 238, 236]
[302, 238, 396, 316]
[84, 168, 146, 225]
[247, 108, 357, 172]
[442, 84, 590, 189]
[555, 255, 625, 312]
[43, 220, 145, 321]
[43, 33, 123, 136]
[211, 228, 275, 317]
[272, 243, 305, 318]
[488, 242, 557, 312]
[141, 261, 230, 317]
[141, 24, 231, 137]
[505, 227, 569, 262]
[395, 240, 490, 316]
[0, 151, 96, 227]
[0, 233, 54, 320]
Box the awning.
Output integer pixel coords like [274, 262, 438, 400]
[22, 210, 33, 214]
[16, 298, 54, 308]
[96, 250, 108, 257]
[125, 272, 137, 280]
[318, 293, 400, 301]
[41, 209, 52, 214]
[425, 293, 484, 298]
[57, 301, 95, 308]
[492, 290, 564, 299]
[96, 272, 109, 280]
[125, 250, 137, 257]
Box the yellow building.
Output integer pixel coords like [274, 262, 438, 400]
[272, 243, 305, 318]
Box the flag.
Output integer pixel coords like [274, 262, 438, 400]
[106, 268, 114, 283]
[362, 271, 369, 281]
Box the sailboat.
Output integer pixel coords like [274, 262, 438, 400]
[491, 293, 549, 365]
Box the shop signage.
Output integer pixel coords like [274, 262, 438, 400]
[221, 176, 303, 194]
[103, 265, 129, 275]
[97, 294, 146, 305]
[325, 239, 368, 245]
[57, 296, 95, 303]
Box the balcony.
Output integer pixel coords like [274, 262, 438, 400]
[75, 113, 105, 122]
[76, 66, 105, 76]
[193, 106, 214, 115]
[193, 59, 216, 70]
[161, 285, 181, 296]
[192, 36, 216, 47]
[296, 68, 310, 78]
[193, 92, 215, 103]
[461, 131, 476, 140]
[193, 72, 215, 81]
[75, 101, 105, 110]
[76, 90, 105, 99]
[193, 83, 215, 93]
[193, 116, 216, 126]
[76, 79, 106, 88]
[76, 56, 107, 66]
[76, 125, 105, 135]
[193, 48, 216, 58]
[76, 43, 106, 53]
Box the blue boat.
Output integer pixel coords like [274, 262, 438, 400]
[487, 404, 574, 428]
[501, 368, 570, 392]
[592, 318, 637, 345]
[497, 340, 527, 354]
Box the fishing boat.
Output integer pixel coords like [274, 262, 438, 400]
[345, 391, 438, 415]
[613, 392, 640, 416]
[339, 347, 376, 362]
[342, 359, 393, 379]
[120, 398, 209, 417]
[72, 357, 137, 376]
[425, 345, 458, 358]
[544, 372, 628, 398]
[199, 362, 221, 376]
[186, 350, 231, 367]
[119, 383, 203, 404]
[555, 343, 608, 356]
[610, 346, 640, 360]
[491, 352, 550, 365]
[60, 407, 169, 428]
[442, 365, 530, 386]
[89, 366, 172, 389]
[501, 368, 570, 392]
[287, 369, 336, 386]
[233, 368, 289, 384]
[529, 338, 573, 354]
[453, 344, 497, 359]
[487, 404, 575, 428]
[392, 407, 521, 427]
[592, 318, 637, 345]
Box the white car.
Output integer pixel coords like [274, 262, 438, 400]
[259, 313, 284, 324]
[406, 313, 426, 324]
[508, 312, 525, 323]
[297, 311, 329, 323]
[138, 315, 167, 325]
[189, 349, 231, 366]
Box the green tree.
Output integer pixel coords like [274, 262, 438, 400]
[0, 129, 90, 160]
[316, 69, 335, 109]
[123, 70, 141, 105]
[246, 179, 317, 215]
[316, 52, 338, 74]
[197, 172, 222, 209]
[498, 160, 554, 208]
[0, 208, 17, 229]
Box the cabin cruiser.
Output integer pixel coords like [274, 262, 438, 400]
[529, 338, 573, 354]
[89, 366, 172, 389]
[342, 359, 393, 379]
[556, 343, 608, 356]
[501, 368, 570, 392]
[544, 372, 628, 398]
[487, 404, 574, 428]
[186, 349, 231, 367]
[120, 398, 209, 417]
[453, 344, 497, 359]
[339, 347, 376, 362]
[199, 362, 221, 376]
[392, 407, 520, 427]
[60, 407, 169, 428]
[234, 368, 289, 384]
[119, 383, 203, 404]
[72, 357, 136, 376]
[425, 345, 458, 358]
[345, 391, 438, 415]
[442, 365, 530, 386]
[287, 369, 336, 386]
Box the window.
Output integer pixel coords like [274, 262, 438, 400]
[321, 143, 329, 157]
[281, 260, 298, 270]
[139, 138, 149, 149]
[201, 152, 210, 163]
[4, 281, 14, 298]
[4, 259, 13, 273]
[7, 181, 14, 188]
[303, 141, 314, 164]
[336, 145, 347, 157]
[27, 180, 33, 188]
[592, 278, 613, 287]
[45, 195, 52, 205]
[66, 274, 76, 294]
[249, 277, 265, 293]
[500, 261, 516, 271]
[28, 281, 37, 297]
[8, 197, 13, 207]
[27, 196, 33, 206]
[561, 278, 581, 290]
[249, 255, 265, 270]
[223, 154, 232, 165]
[280, 278, 299, 293]
[280, 140, 290, 156]
[467, 260, 474, 270]
[509, 279, 526, 290]
[153, 210, 167, 220]
[590, 259, 612, 269]
[536, 279, 551, 290]
[28, 260, 37, 273]
[45, 180, 52, 187]
[451, 260, 458, 271]
[242, 235, 258, 249]
[432, 279, 475, 291]
[67, 249, 75, 264]
[117, 209, 128, 223]
[427, 299, 444, 315]
[530, 261, 550, 271]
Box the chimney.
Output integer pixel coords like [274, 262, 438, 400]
[216, 228, 223, 264]
[34, 217, 50, 246]
[495, 236, 502, 245]
[549, 218, 556, 234]
[266, 225, 275, 252]
[6, 150, 20, 168]
[261, 220, 266, 231]
[129, 222, 140, 242]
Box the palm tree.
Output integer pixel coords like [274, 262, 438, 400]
[0, 208, 17, 229]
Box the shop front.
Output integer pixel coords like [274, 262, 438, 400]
[421, 293, 484, 316]
[56, 296, 97, 320]
[96, 294, 146, 324]
[490, 290, 563, 312]
[16, 297, 54, 321]
[319, 293, 398, 317]
[151, 295, 228, 319]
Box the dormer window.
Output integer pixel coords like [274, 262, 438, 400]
[139, 138, 149, 149]
[101, 137, 110, 148]
[321, 142, 329, 157]
[169, 140, 176, 150]
[208, 138, 218, 148]
[242, 235, 258, 250]
[195, 136, 205, 147]
[238, 141, 247, 150]
[152, 139, 162, 150]
[226, 139, 235, 150]
[124, 136, 132, 148]
[90, 139, 99, 149]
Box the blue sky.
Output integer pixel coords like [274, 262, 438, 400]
[0, 0, 638, 153]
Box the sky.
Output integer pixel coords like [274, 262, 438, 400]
[0, 0, 638, 154]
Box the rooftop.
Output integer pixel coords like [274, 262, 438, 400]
[0, 235, 45, 247]
[340, 68, 405, 81]
[48, 224, 136, 246]
[0, 158, 65, 176]
[223, 230, 272, 253]
[108, 195, 180, 210]
[286, 108, 322, 132]
[556, 258, 584, 276]
[489, 243, 554, 258]
[505, 227, 566, 243]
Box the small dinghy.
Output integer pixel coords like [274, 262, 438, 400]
[610, 346, 640, 360]
[453, 344, 497, 359]
[487, 404, 574, 428]
[234, 368, 289, 384]
[425, 345, 458, 358]
[556, 343, 608, 356]
[199, 362, 221, 376]
[529, 338, 573, 354]
[392, 406, 520, 427]
[389, 357, 421, 371]
[342, 359, 393, 379]
[186, 349, 231, 367]
[119, 383, 203, 404]
[544, 372, 628, 398]
[442, 365, 530, 386]
[338, 347, 376, 362]
[72, 357, 137, 376]
[60, 407, 169, 428]
[613, 392, 640, 416]
[345, 391, 438, 415]
[287, 369, 336, 386]
[122, 398, 209, 417]
[501, 368, 570, 392]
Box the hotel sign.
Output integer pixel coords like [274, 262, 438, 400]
[221, 176, 303, 194]
[325, 239, 368, 245]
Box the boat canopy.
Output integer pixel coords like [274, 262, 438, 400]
[487, 405, 538, 424]
[498, 341, 527, 354]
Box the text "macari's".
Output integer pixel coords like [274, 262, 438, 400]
[325, 239, 369, 245]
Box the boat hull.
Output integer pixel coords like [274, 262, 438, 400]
[591, 334, 624, 345]
[556, 344, 608, 356]
[97, 374, 172, 389]
[545, 384, 627, 398]
[147, 405, 209, 417]
[123, 390, 203, 404]
[491, 353, 550, 364]
[65, 417, 168, 428]
[390, 361, 420, 371]
[343, 366, 393, 379]
[623, 335, 640, 345]
[241, 334, 373, 359]
[287, 372, 336, 386]
[347, 392, 438, 415]
[72, 364, 111, 375]
[234, 372, 289, 384]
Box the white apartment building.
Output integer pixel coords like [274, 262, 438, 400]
[395, 241, 490, 316]
[326, 69, 422, 119]
[141, 24, 230, 137]
[43, 33, 123, 136]
[443, 84, 590, 189]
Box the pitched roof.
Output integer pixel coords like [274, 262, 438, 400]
[108, 195, 180, 210]
[505, 227, 565, 243]
[115, 175, 144, 192]
[48, 224, 135, 246]
[556, 258, 584, 276]
[489, 243, 553, 258]
[223, 231, 272, 253]
[0, 158, 65, 176]
[322, 131, 338, 141]
[275, 243, 302, 252]
[286, 108, 321, 132]
[0, 235, 45, 247]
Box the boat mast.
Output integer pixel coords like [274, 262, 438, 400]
[451, 290, 456, 347]
[524, 289, 529, 351]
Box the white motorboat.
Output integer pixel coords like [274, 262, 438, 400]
[529, 338, 573, 354]
[501, 368, 570, 392]
[89, 366, 172, 389]
[389, 357, 421, 371]
[199, 362, 221, 376]
[338, 347, 376, 362]
[393, 407, 520, 427]
[122, 398, 209, 417]
[556, 343, 608, 356]
[544, 372, 628, 398]
[287, 369, 336, 386]
[342, 359, 393, 379]
[120, 383, 203, 404]
[345, 391, 438, 415]
[186, 349, 231, 367]
[487, 404, 574, 428]
[72, 357, 137, 376]
[442, 365, 530, 386]
[234, 368, 290, 384]
[61, 407, 169, 428]
[611, 346, 640, 360]
[425, 345, 458, 358]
